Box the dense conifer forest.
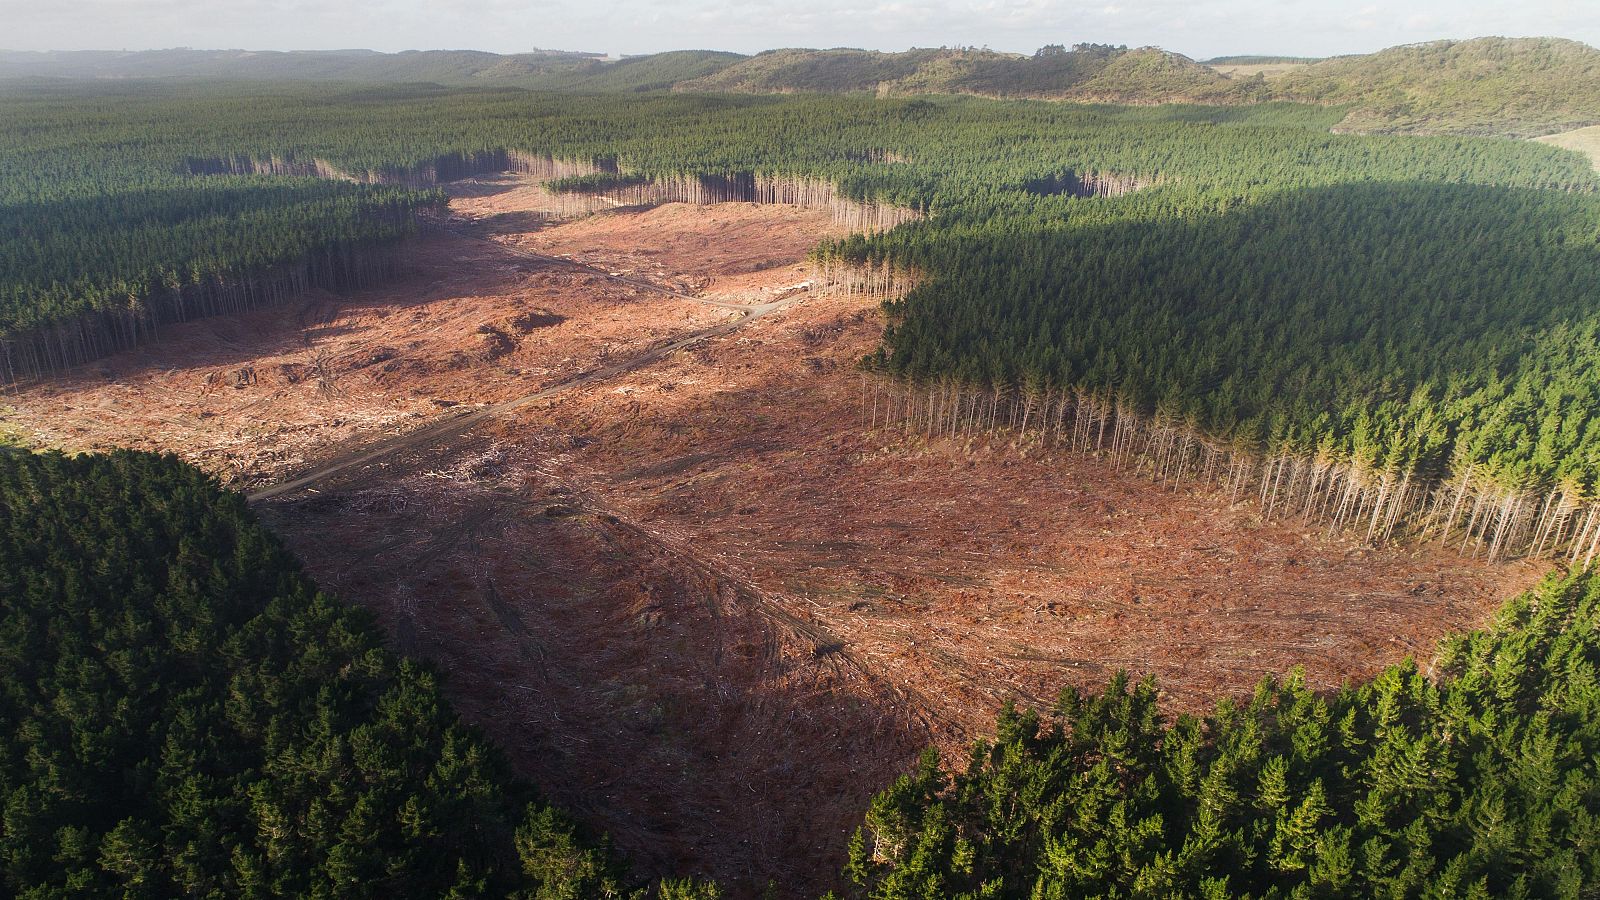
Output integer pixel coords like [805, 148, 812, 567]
[842, 568, 1600, 898]
[0, 450, 660, 897]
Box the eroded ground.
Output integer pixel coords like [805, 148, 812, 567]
[1, 174, 1549, 896]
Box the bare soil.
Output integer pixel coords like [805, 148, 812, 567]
[1, 174, 1549, 896]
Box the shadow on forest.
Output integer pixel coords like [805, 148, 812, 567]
[12, 231, 541, 390]
[882, 179, 1600, 481]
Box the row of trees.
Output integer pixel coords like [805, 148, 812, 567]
[549, 171, 922, 231]
[862, 179, 1600, 527]
[863, 377, 1600, 562]
[0, 178, 441, 381]
[0, 449, 726, 898]
[840, 568, 1600, 898]
[1, 241, 412, 382]
[811, 256, 922, 301]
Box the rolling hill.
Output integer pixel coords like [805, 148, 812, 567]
[0, 47, 746, 91]
[6, 38, 1600, 135]
[675, 44, 1252, 103]
[1268, 37, 1600, 136]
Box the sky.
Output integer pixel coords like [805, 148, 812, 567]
[4, 0, 1599, 60]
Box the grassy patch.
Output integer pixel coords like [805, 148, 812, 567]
[1537, 124, 1600, 171]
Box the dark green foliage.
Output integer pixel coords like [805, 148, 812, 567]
[0, 450, 630, 898]
[843, 569, 1600, 898]
[873, 181, 1600, 486]
[0, 180, 435, 334]
[547, 173, 651, 194]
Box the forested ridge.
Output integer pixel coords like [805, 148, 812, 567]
[842, 567, 1600, 898]
[8, 39, 1600, 135]
[670, 44, 1246, 104]
[1271, 38, 1600, 137]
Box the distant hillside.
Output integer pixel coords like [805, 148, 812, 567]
[0, 48, 588, 81]
[1203, 55, 1323, 66]
[528, 50, 746, 91]
[0, 47, 746, 90]
[677, 44, 1255, 102]
[1270, 37, 1600, 136]
[673, 38, 1600, 133]
[8, 39, 1600, 135]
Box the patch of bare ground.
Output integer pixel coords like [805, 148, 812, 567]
[5, 173, 1550, 896]
[524, 289, 1545, 723]
[268, 433, 924, 892]
[0, 175, 830, 485]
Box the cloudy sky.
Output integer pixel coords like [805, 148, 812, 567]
[5, 0, 1599, 60]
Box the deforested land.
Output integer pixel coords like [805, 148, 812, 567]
[6, 37, 1600, 897]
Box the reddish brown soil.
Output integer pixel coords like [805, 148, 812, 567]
[524, 290, 1545, 720]
[2, 175, 1549, 897]
[3, 175, 817, 484]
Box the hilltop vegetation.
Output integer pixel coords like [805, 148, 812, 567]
[9, 39, 1600, 134]
[683, 37, 1600, 134]
[677, 44, 1250, 103]
[0, 450, 648, 897]
[522, 50, 747, 92]
[1272, 37, 1600, 137]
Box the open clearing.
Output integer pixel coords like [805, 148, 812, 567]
[1537, 124, 1600, 170]
[1, 175, 1548, 895]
